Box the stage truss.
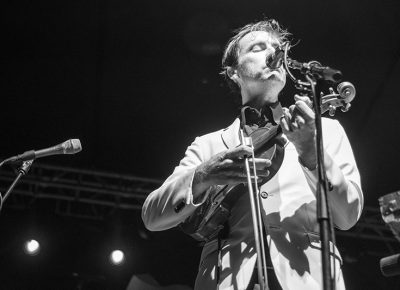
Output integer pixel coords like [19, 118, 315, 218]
[0, 163, 398, 254]
[0, 163, 160, 220]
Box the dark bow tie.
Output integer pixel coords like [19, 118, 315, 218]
[240, 102, 283, 127]
[241, 106, 269, 127]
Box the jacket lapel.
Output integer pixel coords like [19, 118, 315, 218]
[221, 118, 241, 149]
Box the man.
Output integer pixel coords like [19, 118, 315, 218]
[142, 19, 363, 290]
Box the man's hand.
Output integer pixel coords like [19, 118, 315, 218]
[192, 145, 271, 195]
[281, 95, 317, 169]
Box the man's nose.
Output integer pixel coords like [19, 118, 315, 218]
[265, 47, 276, 64]
[267, 44, 277, 55]
[265, 46, 276, 62]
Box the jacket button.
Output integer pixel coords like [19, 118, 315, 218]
[260, 191, 268, 199]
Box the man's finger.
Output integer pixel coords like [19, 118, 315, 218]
[291, 120, 299, 130]
[288, 104, 296, 116]
[219, 158, 234, 168]
[294, 94, 313, 108]
[230, 158, 271, 171]
[253, 169, 269, 177]
[280, 115, 290, 132]
[294, 114, 305, 129]
[282, 108, 292, 130]
[294, 101, 315, 122]
[226, 169, 269, 180]
[225, 145, 253, 160]
[249, 158, 272, 169]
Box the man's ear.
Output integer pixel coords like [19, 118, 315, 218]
[226, 67, 239, 84]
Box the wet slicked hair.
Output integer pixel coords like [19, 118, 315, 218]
[221, 19, 290, 94]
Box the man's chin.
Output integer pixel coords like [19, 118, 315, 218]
[267, 70, 285, 80]
[264, 74, 286, 86]
[262, 77, 286, 93]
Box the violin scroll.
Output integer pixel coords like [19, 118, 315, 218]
[337, 82, 356, 103]
[321, 81, 356, 116]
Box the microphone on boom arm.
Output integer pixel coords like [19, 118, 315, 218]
[266, 45, 343, 83]
[0, 139, 82, 167]
[266, 46, 356, 114]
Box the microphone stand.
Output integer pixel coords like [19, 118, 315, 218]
[0, 160, 34, 212]
[271, 42, 355, 290]
[277, 41, 340, 290]
[306, 75, 336, 290]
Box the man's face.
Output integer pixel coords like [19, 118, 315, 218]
[234, 30, 286, 94]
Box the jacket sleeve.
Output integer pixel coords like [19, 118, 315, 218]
[300, 119, 364, 230]
[142, 137, 211, 231]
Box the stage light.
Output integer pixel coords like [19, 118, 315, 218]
[109, 249, 125, 265]
[24, 239, 40, 256]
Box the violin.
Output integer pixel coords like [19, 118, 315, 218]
[180, 85, 355, 242]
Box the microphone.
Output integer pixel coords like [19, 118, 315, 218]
[1, 139, 82, 165]
[267, 51, 343, 82]
[266, 48, 285, 69]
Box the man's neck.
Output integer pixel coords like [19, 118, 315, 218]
[241, 91, 279, 109]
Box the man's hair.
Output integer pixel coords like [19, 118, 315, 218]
[221, 19, 291, 94]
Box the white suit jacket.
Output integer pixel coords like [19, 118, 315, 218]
[142, 117, 363, 290]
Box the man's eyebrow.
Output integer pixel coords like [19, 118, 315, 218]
[245, 38, 281, 50]
[239, 34, 281, 53]
[250, 41, 265, 47]
[243, 40, 266, 51]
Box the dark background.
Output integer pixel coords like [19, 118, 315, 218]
[1, 0, 400, 289]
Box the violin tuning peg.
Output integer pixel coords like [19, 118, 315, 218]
[341, 103, 351, 112]
[329, 105, 336, 116]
